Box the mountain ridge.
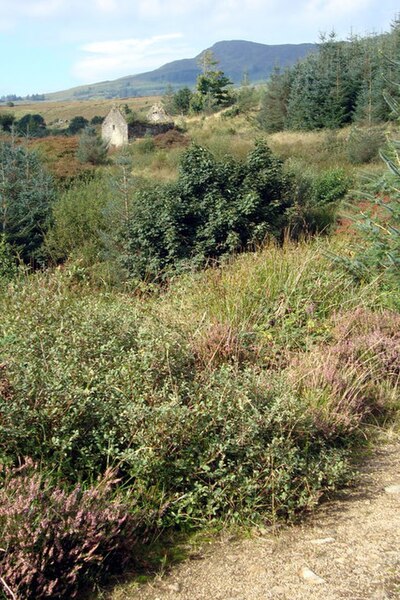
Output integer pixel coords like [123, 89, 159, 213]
[46, 39, 317, 102]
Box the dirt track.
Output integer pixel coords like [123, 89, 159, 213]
[113, 434, 400, 600]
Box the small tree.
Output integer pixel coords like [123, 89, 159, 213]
[67, 115, 89, 135]
[0, 142, 55, 263]
[90, 115, 105, 125]
[16, 113, 47, 137]
[171, 87, 193, 115]
[77, 126, 108, 165]
[192, 50, 233, 112]
[0, 113, 16, 133]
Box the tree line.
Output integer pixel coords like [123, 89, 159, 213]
[258, 18, 400, 132]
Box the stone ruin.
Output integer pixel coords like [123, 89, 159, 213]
[101, 106, 128, 148]
[146, 103, 172, 124]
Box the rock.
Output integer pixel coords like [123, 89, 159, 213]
[299, 566, 326, 584]
[384, 484, 400, 494]
[168, 582, 182, 593]
[310, 537, 336, 545]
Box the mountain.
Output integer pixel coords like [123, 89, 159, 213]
[46, 40, 317, 102]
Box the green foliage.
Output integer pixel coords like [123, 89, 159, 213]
[193, 50, 233, 112]
[347, 142, 400, 281]
[288, 163, 351, 235]
[258, 68, 292, 132]
[122, 103, 140, 126]
[67, 115, 89, 135]
[342, 55, 400, 283]
[122, 141, 293, 280]
[90, 115, 105, 125]
[135, 136, 156, 154]
[16, 113, 47, 137]
[311, 167, 351, 204]
[0, 113, 16, 133]
[164, 86, 193, 115]
[0, 142, 56, 263]
[346, 126, 386, 164]
[46, 174, 109, 263]
[233, 86, 260, 115]
[0, 234, 18, 281]
[261, 22, 400, 131]
[0, 236, 398, 597]
[76, 125, 108, 165]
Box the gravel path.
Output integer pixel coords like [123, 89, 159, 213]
[110, 435, 400, 600]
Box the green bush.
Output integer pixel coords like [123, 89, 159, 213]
[67, 115, 89, 135]
[346, 127, 385, 164]
[288, 164, 351, 235]
[76, 126, 108, 165]
[122, 141, 293, 280]
[0, 238, 398, 597]
[0, 142, 56, 263]
[45, 174, 109, 264]
[0, 234, 18, 281]
[0, 274, 355, 522]
[16, 113, 47, 137]
[136, 136, 155, 154]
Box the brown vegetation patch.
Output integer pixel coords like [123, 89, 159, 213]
[153, 129, 190, 149]
[27, 136, 95, 182]
[336, 196, 392, 235]
[191, 321, 252, 369]
[0, 363, 12, 402]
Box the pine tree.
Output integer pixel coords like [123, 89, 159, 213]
[77, 127, 108, 165]
[257, 67, 292, 132]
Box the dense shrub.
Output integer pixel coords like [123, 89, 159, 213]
[0, 281, 193, 478]
[123, 141, 293, 280]
[45, 175, 109, 263]
[0, 238, 398, 597]
[76, 126, 108, 165]
[67, 116, 89, 135]
[288, 164, 351, 235]
[90, 115, 105, 125]
[346, 126, 385, 164]
[0, 142, 56, 263]
[0, 234, 18, 281]
[0, 113, 16, 133]
[16, 113, 47, 137]
[0, 463, 146, 599]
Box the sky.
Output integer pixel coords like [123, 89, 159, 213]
[0, 0, 398, 96]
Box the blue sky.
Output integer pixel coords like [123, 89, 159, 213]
[0, 0, 398, 96]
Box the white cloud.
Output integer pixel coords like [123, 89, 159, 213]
[0, 0, 66, 18]
[94, 0, 118, 12]
[73, 33, 191, 82]
[136, 0, 209, 18]
[25, 0, 65, 17]
[304, 0, 373, 19]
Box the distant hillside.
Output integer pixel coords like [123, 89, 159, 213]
[46, 40, 317, 102]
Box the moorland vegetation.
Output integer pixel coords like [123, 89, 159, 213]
[0, 20, 399, 600]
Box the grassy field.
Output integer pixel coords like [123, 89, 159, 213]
[0, 96, 161, 125]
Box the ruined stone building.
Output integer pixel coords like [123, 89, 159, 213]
[101, 104, 175, 148]
[146, 103, 171, 124]
[101, 106, 128, 148]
